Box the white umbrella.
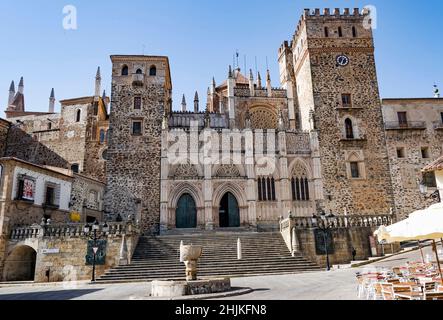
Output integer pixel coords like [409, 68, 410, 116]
[374, 203, 443, 281]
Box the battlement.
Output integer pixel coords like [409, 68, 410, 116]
[290, 8, 371, 40]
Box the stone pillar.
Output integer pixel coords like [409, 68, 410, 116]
[310, 131, 324, 208]
[227, 66, 236, 128]
[204, 163, 214, 230]
[160, 130, 170, 233]
[279, 132, 292, 216]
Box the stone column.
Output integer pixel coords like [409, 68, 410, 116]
[204, 163, 214, 230]
[160, 130, 170, 233]
[278, 132, 292, 216]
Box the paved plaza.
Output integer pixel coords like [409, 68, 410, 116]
[0, 247, 434, 301]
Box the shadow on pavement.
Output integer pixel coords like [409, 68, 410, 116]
[0, 289, 103, 300]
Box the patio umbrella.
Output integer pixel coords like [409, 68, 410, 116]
[374, 203, 443, 281]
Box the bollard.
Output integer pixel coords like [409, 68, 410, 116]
[237, 238, 242, 260]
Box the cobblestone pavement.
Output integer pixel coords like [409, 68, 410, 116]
[0, 246, 437, 301]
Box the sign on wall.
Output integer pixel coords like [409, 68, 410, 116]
[42, 248, 60, 254]
[314, 229, 335, 255]
[85, 240, 107, 266]
[22, 178, 35, 201]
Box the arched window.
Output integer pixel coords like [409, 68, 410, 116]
[136, 69, 143, 75]
[71, 164, 79, 173]
[100, 129, 106, 144]
[345, 118, 354, 139]
[149, 66, 157, 76]
[121, 65, 129, 76]
[76, 109, 81, 123]
[258, 177, 276, 201]
[291, 177, 310, 201]
[324, 27, 329, 38]
[47, 122, 52, 130]
[338, 27, 343, 37]
[352, 26, 357, 38]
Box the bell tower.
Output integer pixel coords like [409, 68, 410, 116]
[105, 55, 172, 234]
[285, 8, 394, 215]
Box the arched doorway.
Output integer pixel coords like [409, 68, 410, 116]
[3, 246, 37, 281]
[176, 194, 197, 229]
[219, 192, 240, 228]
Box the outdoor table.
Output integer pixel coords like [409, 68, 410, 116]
[394, 292, 424, 300]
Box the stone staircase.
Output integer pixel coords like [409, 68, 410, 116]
[96, 232, 321, 283]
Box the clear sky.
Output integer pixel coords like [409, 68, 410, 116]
[1, 0, 442, 116]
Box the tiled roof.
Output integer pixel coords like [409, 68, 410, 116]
[423, 156, 443, 172]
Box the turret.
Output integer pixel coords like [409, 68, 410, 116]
[181, 94, 187, 112]
[18, 77, 24, 94]
[249, 69, 255, 96]
[95, 67, 101, 99]
[8, 81, 15, 106]
[257, 72, 262, 88]
[266, 70, 272, 97]
[49, 88, 55, 113]
[194, 91, 199, 113]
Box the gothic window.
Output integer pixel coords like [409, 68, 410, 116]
[338, 27, 343, 37]
[71, 164, 79, 173]
[324, 27, 329, 37]
[76, 109, 81, 123]
[101, 149, 108, 161]
[352, 26, 357, 38]
[258, 177, 276, 201]
[345, 118, 355, 139]
[350, 162, 360, 178]
[149, 66, 157, 76]
[121, 65, 129, 76]
[100, 129, 106, 144]
[134, 97, 142, 110]
[136, 69, 143, 75]
[250, 107, 278, 129]
[291, 161, 310, 201]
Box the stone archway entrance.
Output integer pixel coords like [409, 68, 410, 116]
[3, 246, 37, 282]
[219, 192, 240, 228]
[176, 193, 197, 229]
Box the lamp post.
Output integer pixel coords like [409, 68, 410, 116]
[419, 180, 441, 202]
[313, 211, 335, 271]
[84, 220, 109, 282]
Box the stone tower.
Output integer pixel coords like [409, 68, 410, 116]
[105, 55, 172, 234]
[279, 8, 394, 215]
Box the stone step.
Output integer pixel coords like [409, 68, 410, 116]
[97, 232, 319, 283]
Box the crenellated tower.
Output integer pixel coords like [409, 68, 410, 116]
[280, 8, 395, 216]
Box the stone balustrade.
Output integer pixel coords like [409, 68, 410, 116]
[280, 214, 395, 256]
[10, 222, 137, 240]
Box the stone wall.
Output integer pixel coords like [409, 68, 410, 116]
[0, 120, 10, 157]
[106, 56, 171, 234]
[290, 13, 395, 216]
[3, 223, 139, 282]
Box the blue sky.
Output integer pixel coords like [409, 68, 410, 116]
[0, 0, 442, 116]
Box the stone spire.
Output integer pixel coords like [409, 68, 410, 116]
[95, 67, 101, 98]
[212, 77, 216, 92]
[257, 72, 262, 88]
[249, 69, 255, 96]
[18, 77, 24, 94]
[228, 65, 233, 79]
[8, 81, 15, 106]
[181, 94, 187, 112]
[266, 70, 272, 97]
[49, 88, 55, 113]
[102, 90, 106, 100]
[194, 91, 199, 113]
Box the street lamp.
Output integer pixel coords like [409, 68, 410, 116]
[84, 220, 110, 282]
[419, 180, 441, 202]
[313, 211, 335, 271]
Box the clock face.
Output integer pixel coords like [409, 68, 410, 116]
[336, 55, 350, 66]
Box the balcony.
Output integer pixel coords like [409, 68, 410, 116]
[384, 121, 427, 131]
[132, 73, 144, 86]
[433, 121, 443, 130]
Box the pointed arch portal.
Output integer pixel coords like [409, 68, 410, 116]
[219, 192, 240, 228]
[176, 194, 197, 229]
